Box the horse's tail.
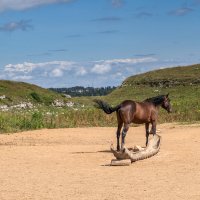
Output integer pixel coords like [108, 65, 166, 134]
[93, 99, 121, 114]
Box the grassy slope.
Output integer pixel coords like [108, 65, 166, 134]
[0, 81, 71, 133]
[123, 64, 200, 85]
[0, 80, 64, 106]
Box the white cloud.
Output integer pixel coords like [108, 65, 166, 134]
[76, 67, 87, 76]
[1, 56, 165, 87]
[5, 62, 35, 73]
[4, 61, 74, 73]
[0, 0, 73, 11]
[0, 20, 32, 32]
[90, 57, 157, 75]
[12, 75, 33, 80]
[91, 64, 111, 74]
[169, 7, 194, 16]
[114, 72, 122, 77]
[104, 57, 157, 64]
[51, 68, 63, 77]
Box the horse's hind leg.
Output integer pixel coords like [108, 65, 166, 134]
[151, 121, 156, 136]
[116, 114, 123, 151]
[116, 122, 123, 151]
[145, 123, 150, 146]
[121, 123, 129, 150]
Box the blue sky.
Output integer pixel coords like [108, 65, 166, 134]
[0, 0, 200, 88]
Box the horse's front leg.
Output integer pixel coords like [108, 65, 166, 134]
[145, 123, 150, 146]
[121, 123, 129, 150]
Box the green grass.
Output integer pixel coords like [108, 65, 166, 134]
[0, 80, 65, 106]
[0, 107, 117, 133]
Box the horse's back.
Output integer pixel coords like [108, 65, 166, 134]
[118, 100, 154, 124]
[120, 100, 137, 112]
[117, 100, 136, 123]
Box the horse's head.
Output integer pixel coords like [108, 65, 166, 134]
[161, 93, 172, 113]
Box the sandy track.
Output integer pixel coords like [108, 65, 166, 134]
[0, 124, 200, 200]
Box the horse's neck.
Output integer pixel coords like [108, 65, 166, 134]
[154, 102, 163, 107]
[145, 96, 164, 107]
[151, 98, 164, 107]
[144, 100, 163, 107]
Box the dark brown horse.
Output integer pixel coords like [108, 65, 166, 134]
[94, 94, 172, 151]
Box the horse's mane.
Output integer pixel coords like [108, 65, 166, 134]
[144, 95, 165, 106]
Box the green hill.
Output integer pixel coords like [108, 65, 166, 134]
[105, 64, 200, 99]
[0, 80, 64, 106]
[100, 64, 200, 122]
[123, 64, 200, 87]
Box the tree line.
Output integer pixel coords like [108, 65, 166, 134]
[49, 86, 117, 97]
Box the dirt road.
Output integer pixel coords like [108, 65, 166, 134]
[0, 124, 200, 200]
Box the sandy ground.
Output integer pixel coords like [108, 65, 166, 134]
[0, 124, 200, 200]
